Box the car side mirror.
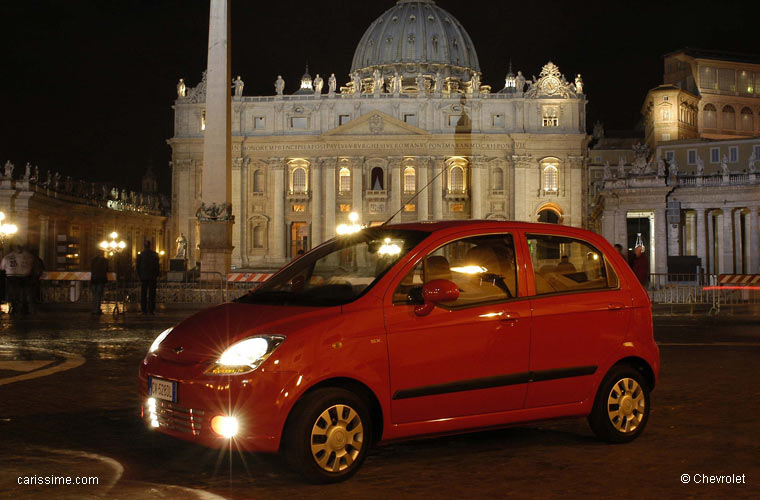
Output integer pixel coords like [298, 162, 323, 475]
[414, 279, 459, 316]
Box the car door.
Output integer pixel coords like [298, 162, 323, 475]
[523, 232, 631, 408]
[383, 231, 532, 424]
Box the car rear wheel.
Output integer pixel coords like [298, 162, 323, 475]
[588, 365, 650, 443]
[283, 387, 371, 483]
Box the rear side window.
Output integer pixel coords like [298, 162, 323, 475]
[527, 234, 618, 295]
[393, 234, 518, 307]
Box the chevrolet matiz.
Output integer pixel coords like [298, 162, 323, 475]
[139, 221, 659, 483]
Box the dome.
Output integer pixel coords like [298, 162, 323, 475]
[351, 0, 480, 82]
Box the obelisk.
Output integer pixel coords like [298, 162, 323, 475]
[198, 0, 233, 276]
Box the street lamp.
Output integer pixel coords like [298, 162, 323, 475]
[99, 231, 127, 257]
[0, 211, 18, 254]
[336, 212, 363, 235]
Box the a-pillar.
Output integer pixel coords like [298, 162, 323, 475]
[417, 157, 429, 221]
[311, 159, 322, 246]
[198, 0, 233, 276]
[270, 159, 286, 264]
[748, 207, 760, 273]
[695, 208, 707, 274]
[431, 156, 444, 220]
[322, 158, 336, 240]
[471, 158, 483, 219]
[720, 209, 734, 274]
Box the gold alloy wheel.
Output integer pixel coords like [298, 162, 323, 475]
[607, 377, 645, 433]
[310, 404, 364, 473]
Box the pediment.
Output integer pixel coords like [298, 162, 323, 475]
[323, 111, 430, 137]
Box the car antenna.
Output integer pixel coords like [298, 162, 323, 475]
[382, 163, 447, 226]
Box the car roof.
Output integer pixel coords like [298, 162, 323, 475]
[383, 220, 598, 236]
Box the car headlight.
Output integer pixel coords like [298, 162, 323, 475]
[149, 327, 173, 353]
[205, 335, 285, 375]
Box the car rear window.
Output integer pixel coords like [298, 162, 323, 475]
[526, 234, 618, 295]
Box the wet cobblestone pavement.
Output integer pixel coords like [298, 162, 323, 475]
[0, 310, 758, 499]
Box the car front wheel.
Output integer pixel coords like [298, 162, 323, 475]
[283, 387, 372, 483]
[588, 365, 650, 443]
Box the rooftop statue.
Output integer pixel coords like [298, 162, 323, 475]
[416, 73, 426, 94]
[352, 72, 362, 94]
[23, 163, 31, 180]
[393, 72, 402, 96]
[657, 159, 666, 177]
[668, 158, 678, 177]
[603, 161, 612, 180]
[617, 157, 626, 178]
[696, 154, 705, 175]
[177, 78, 186, 98]
[3, 161, 14, 179]
[721, 155, 730, 175]
[434, 72, 443, 95]
[516, 71, 525, 93]
[176, 233, 188, 259]
[575, 74, 584, 94]
[328, 73, 337, 96]
[748, 151, 756, 173]
[313, 74, 324, 95]
[373, 69, 383, 95]
[232, 76, 244, 98]
[275, 75, 285, 96]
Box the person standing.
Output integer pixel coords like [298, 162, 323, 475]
[25, 248, 44, 314]
[137, 240, 160, 314]
[90, 251, 109, 315]
[631, 244, 650, 288]
[1, 245, 33, 314]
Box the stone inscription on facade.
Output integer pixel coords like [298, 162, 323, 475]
[244, 142, 506, 153]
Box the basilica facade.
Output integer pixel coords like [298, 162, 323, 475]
[170, 0, 589, 269]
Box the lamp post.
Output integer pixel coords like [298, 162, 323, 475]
[336, 212, 363, 236]
[0, 211, 18, 255]
[99, 231, 127, 257]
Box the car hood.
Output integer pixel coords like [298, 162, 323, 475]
[156, 302, 337, 364]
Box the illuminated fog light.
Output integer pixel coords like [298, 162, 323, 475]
[148, 397, 156, 409]
[211, 416, 239, 438]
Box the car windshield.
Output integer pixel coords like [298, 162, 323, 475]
[236, 229, 430, 307]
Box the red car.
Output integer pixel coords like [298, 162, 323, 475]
[140, 221, 659, 482]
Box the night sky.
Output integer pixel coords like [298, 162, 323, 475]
[1, 0, 754, 196]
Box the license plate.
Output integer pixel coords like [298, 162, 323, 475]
[149, 377, 177, 402]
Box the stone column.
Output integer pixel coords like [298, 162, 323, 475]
[351, 157, 363, 216]
[720, 210, 734, 274]
[198, 0, 233, 276]
[270, 159, 286, 264]
[471, 157, 483, 219]
[695, 208, 707, 273]
[707, 211, 716, 274]
[749, 208, 760, 273]
[417, 157, 429, 221]
[311, 159, 322, 246]
[389, 157, 402, 218]
[239, 157, 249, 267]
[323, 158, 336, 240]
[734, 209, 743, 273]
[39, 215, 49, 264]
[654, 207, 667, 274]
[431, 156, 444, 220]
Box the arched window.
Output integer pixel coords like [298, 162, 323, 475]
[543, 164, 558, 193]
[339, 167, 351, 193]
[722, 105, 736, 130]
[741, 107, 754, 132]
[370, 167, 384, 190]
[449, 165, 465, 193]
[403, 167, 416, 193]
[492, 167, 504, 191]
[291, 167, 307, 193]
[537, 209, 560, 224]
[703, 104, 717, 129]
[253, 170, 263, 193]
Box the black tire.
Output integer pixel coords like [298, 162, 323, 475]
[588, 365, 650, 443]
[283, 387, 372, 483]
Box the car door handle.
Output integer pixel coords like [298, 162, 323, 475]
[499, 311, 521, 323]
[607, 303, 625, 311]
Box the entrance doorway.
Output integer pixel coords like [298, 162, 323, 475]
[626, 211, 655, 271]
[290, 222, 308, 258]
[537, 209, 560, 224]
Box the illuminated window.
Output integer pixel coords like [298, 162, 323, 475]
[339, 204, 351, 212]
[703, 104, 717, 128]
[201, 111, 206, 131]
[339, 167, 351, 193]
[755, 72, 760, 95]
[542, 106, 558, 127]
[403, 167, 416, 193]
[739, 71, 753, 95]
[722, 105, 736, 130]
[450, 203, 465, 212]
[701, 66, 717, 90]
[718, 68, 736, 92]
[291, 167, 307, 193]
[292, 204, 306, 212]
[543, 164, 558, 193]
[370, 167, 384, 190]
[404, 204, 416, 212]
[449, 165, 465, 193]
[662, 133, 671, 141]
